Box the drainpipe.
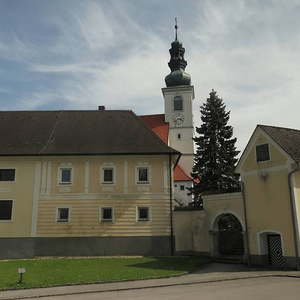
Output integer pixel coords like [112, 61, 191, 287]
[287, 163, 300, 270]
[241, 181, 251, 266]
[168, 153, 174, 256]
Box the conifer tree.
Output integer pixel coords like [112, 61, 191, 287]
[191, 90, 240, 200]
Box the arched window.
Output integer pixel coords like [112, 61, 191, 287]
[173, 96, 183, 111]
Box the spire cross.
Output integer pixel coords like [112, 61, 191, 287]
[175, 17, 178, 41]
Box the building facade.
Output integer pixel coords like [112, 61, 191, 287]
[236, 125, 300, 268]
[0, 110, 179, 258]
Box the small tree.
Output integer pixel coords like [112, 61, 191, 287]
[191, 89, 240, 201]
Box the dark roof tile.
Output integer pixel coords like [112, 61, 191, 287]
[259, 124, 300, 162]
[0, 110, 179, 156]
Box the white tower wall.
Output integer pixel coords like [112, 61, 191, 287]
[162, 85, 195, 176]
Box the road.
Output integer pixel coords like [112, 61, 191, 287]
[27, 276, 300, 300]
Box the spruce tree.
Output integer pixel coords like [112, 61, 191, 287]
[191, 89, 240, 199]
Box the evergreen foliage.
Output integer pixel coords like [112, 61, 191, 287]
[191, 90, 240, 200]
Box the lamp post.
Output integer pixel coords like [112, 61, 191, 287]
[17, 268, 26, 284]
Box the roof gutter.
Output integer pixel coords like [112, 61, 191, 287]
[240, 180, 251, 266]
[288, 163, 300, 270]
[173, 153, 182, 169]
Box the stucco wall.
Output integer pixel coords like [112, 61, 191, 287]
[240, 131, 296, 258]
[173, 209, 209, 254]
[202, 192, 244, 231]
[0, 154, 174, 240]
[0, 157, 37, 237]
[174, 180, 193, 206]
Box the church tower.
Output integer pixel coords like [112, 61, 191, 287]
[162, 20, 194, 176]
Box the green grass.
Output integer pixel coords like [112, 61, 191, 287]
[0, 256, 209, 290]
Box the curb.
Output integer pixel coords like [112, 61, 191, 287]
[1, 273, 300, 300]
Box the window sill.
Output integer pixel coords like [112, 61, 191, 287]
[137, 182, 150, 185]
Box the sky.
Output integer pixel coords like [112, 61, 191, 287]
[0, 0, 299, 152]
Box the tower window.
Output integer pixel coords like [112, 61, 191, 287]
[174, 96, 183, 111]
[177, 133, 181, 140]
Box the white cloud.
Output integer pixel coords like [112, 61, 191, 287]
[2, 0, 300, 153]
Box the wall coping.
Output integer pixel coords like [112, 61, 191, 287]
[202, 192, 242, 201]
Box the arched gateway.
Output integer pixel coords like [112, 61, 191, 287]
[215, 213, 244, 256]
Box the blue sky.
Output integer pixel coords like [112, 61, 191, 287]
[0, 0, 300, 151]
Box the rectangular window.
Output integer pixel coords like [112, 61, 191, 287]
[103, 168, 113, 183]
[0, 169, 15, 181]
[0, 200, 13, 220]
[180, 185, 185, 191]
[138, 207, 150, 221]
[57, 208, 69, 222]
[174, 96, 183, 111]
[60, 168, 72, 184]
[256, 144, 270, 162]
[101, 207, 113, 222]
[137, 167, 149, 184]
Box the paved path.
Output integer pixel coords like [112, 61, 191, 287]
[0, 263, 300, 300]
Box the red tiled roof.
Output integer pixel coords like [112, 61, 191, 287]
[139, 114, 169, 144]
[140, 113, 192, 182]
[174, 164, 192, 181]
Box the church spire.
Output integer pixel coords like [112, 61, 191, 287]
[175, 17, 178, 41]
[165, 19, 191, 87]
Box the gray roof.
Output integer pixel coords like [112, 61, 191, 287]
[0, 110, 179, 156]
[259, 124, 300, 162]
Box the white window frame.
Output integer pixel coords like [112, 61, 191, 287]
[101, 167, 116, 184]
[0, 199, 14, 222]
[58, 167, 73, 185]
[0, 168, 16, 183]
[136, 166, 151, 185]
[56, 206, 71, 223]
[100, 163, 116, 185]
[255, 143, 271, 163]
[99, 206, 114, 223]
[136, 206, 151, 222]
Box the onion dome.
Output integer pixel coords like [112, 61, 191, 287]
[165, 19, 191, 87]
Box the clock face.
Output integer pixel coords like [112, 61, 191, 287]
[173, 113, 184, 127]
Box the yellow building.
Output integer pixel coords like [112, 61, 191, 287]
[0, 110, 179, 258]
[236, 124, 300, 268]
[174, 124, 300, 269]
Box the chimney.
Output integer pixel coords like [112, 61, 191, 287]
[98, 106, 105, 111]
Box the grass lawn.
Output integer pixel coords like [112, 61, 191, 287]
[0, 256, 209, 290]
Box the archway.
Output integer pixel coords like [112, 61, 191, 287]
[216, 213, 244, 256]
